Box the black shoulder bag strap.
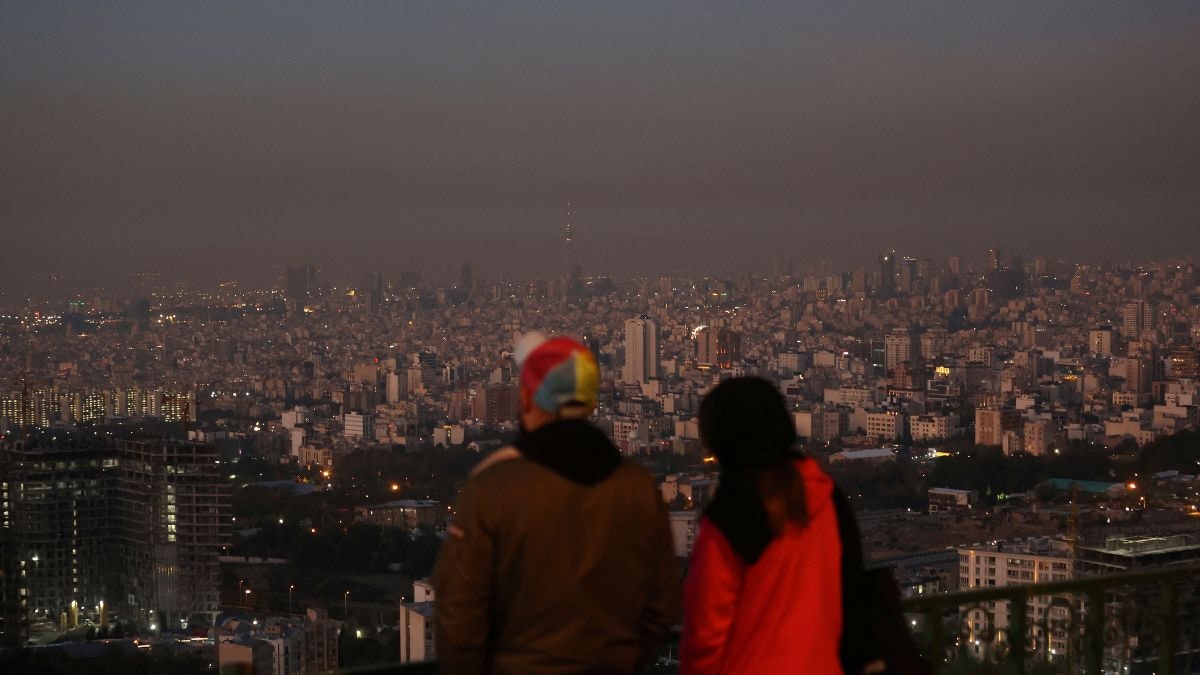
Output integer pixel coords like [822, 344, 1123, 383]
[833, 487, 933, 675]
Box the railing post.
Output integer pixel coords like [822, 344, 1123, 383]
[898, 564, 1200, 675]
[1085, 588, 1104, 675]
[1159, 579, 1177, 675]
[1007, 592, 1027, 675]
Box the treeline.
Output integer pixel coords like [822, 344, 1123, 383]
[332, 445, 484, 506]
[1136, 429, 1200, 476]
[832, 430, 1200, 511]
[927, 443, 1115, 504]
[232, 520, 443, 578]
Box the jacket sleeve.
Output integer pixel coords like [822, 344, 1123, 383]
[679, 518, 743, 675]
[639, 487, 682, 665]
[433, 479, 494, 674]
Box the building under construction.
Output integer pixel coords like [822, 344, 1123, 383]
[0, 434, 227, 645]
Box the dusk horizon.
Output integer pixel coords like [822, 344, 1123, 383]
[4, 2, 1199, 293]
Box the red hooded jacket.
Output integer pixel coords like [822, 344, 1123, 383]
[680, 457, 845, 675]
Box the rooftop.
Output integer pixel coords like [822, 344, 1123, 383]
[1082, 534, 1199, 557]
[400, 601, 435, 619]
[1044, 478, 1124, 494]
[831, 448, 896, 460]
[371, 499, 441, 509]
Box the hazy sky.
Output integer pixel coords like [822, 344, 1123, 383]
[3, 2, 1199, 292]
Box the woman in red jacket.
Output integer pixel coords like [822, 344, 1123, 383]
[681, 377, 871, 675]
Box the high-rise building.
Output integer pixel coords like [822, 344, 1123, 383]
[896, 257, 917, 295]
[850, 269, 868, 296]
[1168, 347, 1200, 379]
[0, 436, 227, 640]
[1124, 356, 1151, 399]
[959, 539, 1073, 659]
[343, 412, 375, 440]
[562, 204, 582, 300]
[695, 327, 741, 369]
[1073, 535, 1200, 668]
[112, 439, 226, 630]
[1089, 326, 1114, 358]
[360, 271, 383, 312]
[1121, 300, 1153, 338]
[459, 263, 474, 292]
[884, 327, 918, 375]
[919, 328, 949, 361]
[406, 366, 424, 395]
[864, 331, 887, 378]
[1022, 419, 1052, 455]
[483, 384, 520, 423]
[386, 372, 402, 404]
[1, 442, 112, 633]
[0, 526, 23, 647]
[975, 408, 1022, 447]
[285, 264, 317, 303]
[623, 318, 659, 385]
[877, 252, 896, 298]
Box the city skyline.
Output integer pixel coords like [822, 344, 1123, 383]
[0, 246, 1194, 306]
[4, 187, 1200, 668]
[4, 2, 1200, 293]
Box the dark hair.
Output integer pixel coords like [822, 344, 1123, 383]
[700, 377, 806, 563]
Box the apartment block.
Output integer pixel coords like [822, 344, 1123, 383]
[958, 539, 1073, 658]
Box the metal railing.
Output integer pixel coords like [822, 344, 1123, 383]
[902, 563, 1200, 675]
[333, 563, 1200, 675]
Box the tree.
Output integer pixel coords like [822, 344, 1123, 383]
[1044, 445, 1112, 481]
[1137, 430, 1200, 475]
[1113, 438, 1139, 456]
[403, 531, 443, 578]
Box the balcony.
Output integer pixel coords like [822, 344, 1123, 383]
[331, 563, 1200, 675]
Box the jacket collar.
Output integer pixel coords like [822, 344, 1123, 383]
[514, 419, 622, 486]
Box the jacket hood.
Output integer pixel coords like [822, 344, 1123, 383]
[514, 419, 622, 486]
[705, 455, 833, 565]
[797, 457, 835, 520]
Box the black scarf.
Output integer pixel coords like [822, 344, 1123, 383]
[514, 419, 622, 486]
[704, 448, 805, 565]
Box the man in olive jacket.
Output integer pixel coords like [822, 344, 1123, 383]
[434, 334, 680, 674]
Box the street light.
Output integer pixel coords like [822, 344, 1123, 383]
[289, 585, 295, 614]
[343, 591, 350, 618]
